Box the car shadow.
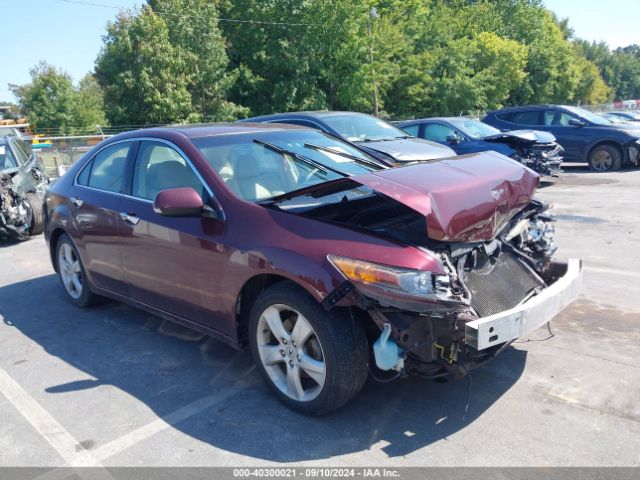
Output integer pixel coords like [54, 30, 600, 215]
[0, 274, 527, 462]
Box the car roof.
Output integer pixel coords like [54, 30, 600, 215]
[113, 122, 309, 140]
[399, 117, 475, 124]
[487, 105, 573, 114]
[243, 111, 376, 122]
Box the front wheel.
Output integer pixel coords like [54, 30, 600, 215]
[588, 144, 622, 172]
[55, 234, 100, 307]
[25, 193, 44, 236]
[249, 282, 369, 415]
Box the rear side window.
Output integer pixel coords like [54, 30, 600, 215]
[400, 124, 420, 136]
[77, 142, 131, 193]
[497, 111, 541, 126]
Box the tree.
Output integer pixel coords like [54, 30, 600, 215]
[10, 62, 76, 133]
[96, 7, 193, 125]
[96, 2, 246, 126]
[148, 0, 247, 121]
[70, 74, 107, 133]
[10, 64, 107, 134]
[220, 0, 375, 115]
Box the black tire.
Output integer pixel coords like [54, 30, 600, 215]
[25, 193, 44, 236]
[55, 234, 100, 308]
[249, 281, 369, 415]
[588, 144, 622, 172]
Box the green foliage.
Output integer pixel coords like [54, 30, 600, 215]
[95, 7, 194, 125]
[70, 75, 107, 132]
[220, 0, 374, 115]
[10, 62, 106, 134]
[12, 0, 640, 129]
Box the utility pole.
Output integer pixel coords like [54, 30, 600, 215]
[367, 7, 379, 117]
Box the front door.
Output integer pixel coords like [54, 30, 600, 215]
[542, 109, 589, 161]
[117, 140, 227, 329]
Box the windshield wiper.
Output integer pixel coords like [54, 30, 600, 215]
[303, 143, 384, 170]
[253, 139, 347, 177]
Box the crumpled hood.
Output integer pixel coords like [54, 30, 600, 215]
[483, 129, 557, 145]
[356, 137, 456, 162]
[350, 151, 539, 242]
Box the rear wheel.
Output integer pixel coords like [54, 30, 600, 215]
[588, 144, 622, 172]
[249, 282, 369, 415]
[56, 234, 99, 307]
[25, 193, 44, 236]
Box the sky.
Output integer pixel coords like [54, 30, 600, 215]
[1, 0, 639, 102]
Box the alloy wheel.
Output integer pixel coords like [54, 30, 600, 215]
[256, 304, 326, 402]
[58, 243, 83, 299]
[591, 150, 613, 171]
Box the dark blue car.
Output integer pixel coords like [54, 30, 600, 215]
[483, 105, 640, 172]
[239, 111, 456, 165]
[396, 117, 563, 176]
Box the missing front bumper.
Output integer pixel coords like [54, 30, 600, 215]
[465, 258, 582, 350]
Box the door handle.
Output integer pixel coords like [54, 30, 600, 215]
[119, 212, 140, 225]
[70, 197, 83, 208]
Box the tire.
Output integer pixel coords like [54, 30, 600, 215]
[55, 234, 100, 307]
[25, 193, 44, 236]
[249, 281, 369, 415]
[588, 144, 622, 172]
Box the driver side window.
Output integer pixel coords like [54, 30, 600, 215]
[544, 110, 577, 126]
[423, 123, 458, 143]
[132, 141, 206, 201]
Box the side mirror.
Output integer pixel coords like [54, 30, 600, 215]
[446, 134, 461, 145]
[568, 119, 586, 127]
[153, 187, 204, 217]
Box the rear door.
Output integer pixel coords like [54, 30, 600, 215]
[117, 139, 228, 328]
[71, 141, 136, 294]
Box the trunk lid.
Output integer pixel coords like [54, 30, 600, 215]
[350, 151, 539, 242]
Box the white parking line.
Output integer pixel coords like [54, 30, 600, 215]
[0, 366, 101, 466]
[85, 353, 255, 463]
[585, 266, 640, 278]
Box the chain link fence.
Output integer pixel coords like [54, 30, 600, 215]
[32, 135, 112, 178]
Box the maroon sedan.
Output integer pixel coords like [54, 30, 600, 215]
[44, 123, 582, 414]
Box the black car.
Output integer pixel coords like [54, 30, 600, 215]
[0, 135, 48, 241]
[396, 117, 564, 176]
[239, 111, 456, 165]
[483, 105, 640, 172]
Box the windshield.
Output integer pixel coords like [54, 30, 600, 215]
[321, 114, 409, 142]
[447, 118, 501, 138]
[612, 111, 640, 120]
[564, 106, 611, 126]
[193, 130, 381, 203]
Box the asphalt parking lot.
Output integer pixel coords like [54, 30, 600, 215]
[1, 165, 639, 467]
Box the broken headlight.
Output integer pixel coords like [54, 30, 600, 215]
[328, 254, 451, 298]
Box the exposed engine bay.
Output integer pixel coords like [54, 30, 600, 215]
[337, 199, 568, 378]
[269, 177, 580, 379]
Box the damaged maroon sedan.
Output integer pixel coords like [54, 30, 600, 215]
[44, 123, 582, 415]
